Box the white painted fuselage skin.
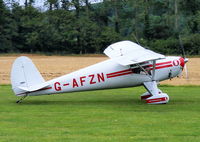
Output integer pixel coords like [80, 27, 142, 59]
[28, 56, 184, 96]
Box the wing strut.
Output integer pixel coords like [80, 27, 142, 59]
[133, 60, 157, 80]
[152, 60, 156, 81]
[136, 63, 152, 79]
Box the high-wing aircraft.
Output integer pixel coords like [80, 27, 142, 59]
[11, 41, 188, 104]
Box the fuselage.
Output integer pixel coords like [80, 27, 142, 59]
[28, 56, 184, 96]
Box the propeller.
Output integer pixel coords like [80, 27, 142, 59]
[178, 35, 189, 79]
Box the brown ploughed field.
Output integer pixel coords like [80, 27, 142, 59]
[0, 54, 199, 85]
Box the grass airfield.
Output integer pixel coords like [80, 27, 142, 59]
[0, 85, 200, 142]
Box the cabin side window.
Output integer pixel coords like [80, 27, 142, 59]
[130, 62, 151, 75]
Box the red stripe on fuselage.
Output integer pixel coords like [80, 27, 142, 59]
[148, 61, 172, 67]
[148, 64, 173, 70]
[107, 71, 133, 78]
[106, 69, 131, 76]
[106, 61, 173, 79]
[155, 64, 172, 69]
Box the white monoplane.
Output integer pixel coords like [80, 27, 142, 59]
[11, 41, 188, 104]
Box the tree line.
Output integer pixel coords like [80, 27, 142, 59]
[0, 0, 200, 55]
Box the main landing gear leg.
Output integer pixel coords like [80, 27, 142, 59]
[16, 94, 28, 103]
[142, 81, 169, 104]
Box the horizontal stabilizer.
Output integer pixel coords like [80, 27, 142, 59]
[18, 82, 50, 92]
[104, 41, 165, 66]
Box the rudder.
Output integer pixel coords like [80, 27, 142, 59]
[11, 56, 45, 96]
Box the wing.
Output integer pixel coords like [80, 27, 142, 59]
[104, 41, 165, 66]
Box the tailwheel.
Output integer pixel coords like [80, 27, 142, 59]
[16, 94, 28, 103]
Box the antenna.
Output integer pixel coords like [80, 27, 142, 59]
[178, 35, 186, 58]
[133, 33, 140, 45]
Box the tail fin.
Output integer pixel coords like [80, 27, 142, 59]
[11, 56, 47, 96]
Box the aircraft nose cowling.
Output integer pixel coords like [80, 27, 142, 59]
[179, 57, 185, 68]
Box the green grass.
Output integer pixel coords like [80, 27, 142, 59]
[0, 85, 200, 142]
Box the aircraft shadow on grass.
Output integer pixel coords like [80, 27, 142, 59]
[15, 97, 195, 107]
[15, 98, 142, 106]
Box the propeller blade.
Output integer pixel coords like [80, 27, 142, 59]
[179, 36, 189, 80]
[184, 63, 189, 80]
